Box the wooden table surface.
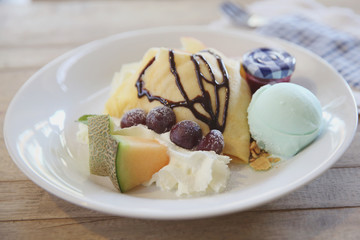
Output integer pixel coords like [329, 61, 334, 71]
[1, 0, 360, 239]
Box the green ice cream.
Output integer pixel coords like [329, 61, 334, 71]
[247, 83, 323, 157]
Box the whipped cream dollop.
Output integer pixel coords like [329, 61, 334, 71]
[76, 122, 89, 144]
[77, 122, 231, 196]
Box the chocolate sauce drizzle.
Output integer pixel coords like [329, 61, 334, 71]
[135, 49, 230, 132]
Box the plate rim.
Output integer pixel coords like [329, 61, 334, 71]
[3, 25, 358, 220]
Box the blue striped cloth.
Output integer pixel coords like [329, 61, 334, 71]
[256, 15, 360, 89]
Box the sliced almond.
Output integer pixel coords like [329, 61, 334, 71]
[249, 157, 272, 171]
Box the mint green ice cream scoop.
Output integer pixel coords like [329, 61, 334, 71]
[247, 83, 323, 157]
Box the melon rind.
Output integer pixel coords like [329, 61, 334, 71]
[88, 115, 118, 177]
[107, 136, 121, 191]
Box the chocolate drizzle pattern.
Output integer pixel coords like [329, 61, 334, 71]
[136, 49, 230, 132]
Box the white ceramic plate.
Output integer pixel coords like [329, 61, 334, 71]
[4, 26, 358, 220]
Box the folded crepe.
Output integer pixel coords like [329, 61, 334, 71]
[105, 38, 251, 163]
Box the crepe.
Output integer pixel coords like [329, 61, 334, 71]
[105, 38, 251, 163]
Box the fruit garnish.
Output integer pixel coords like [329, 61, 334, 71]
[170, 120, 202, 149]
[146, 106, 176, 133]
[111, 135, 169, 192]
[86, 114, 169, 192]
[120, 108, 147, 128]
[88, 115, 118, 176]
[196, 129, 224, 154]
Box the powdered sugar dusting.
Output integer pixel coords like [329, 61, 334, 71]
[196, 129, 224, 154]
[209, 129, 224, 146]
[120, 108, 146, 128]
[146, 106, 176, 133]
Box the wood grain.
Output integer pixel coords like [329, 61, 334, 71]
[1, 208, 360, 240]
[1, 0, 360, 239]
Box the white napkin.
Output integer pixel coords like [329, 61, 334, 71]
[211, 0, 360, 109]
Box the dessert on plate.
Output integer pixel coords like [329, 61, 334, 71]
[76, 38, 323, 196]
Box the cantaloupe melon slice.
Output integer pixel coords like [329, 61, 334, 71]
[110, 135, 169, 192]
[84, 114, 169, 192]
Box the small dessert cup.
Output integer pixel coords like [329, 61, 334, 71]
[241, 48, 296, 94]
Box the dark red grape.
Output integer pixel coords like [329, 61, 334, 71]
[196, 129, 224, 154]
[120, 108, 147, 128]
[146, 106, 176, 133]
[170, 120, 202, 149]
